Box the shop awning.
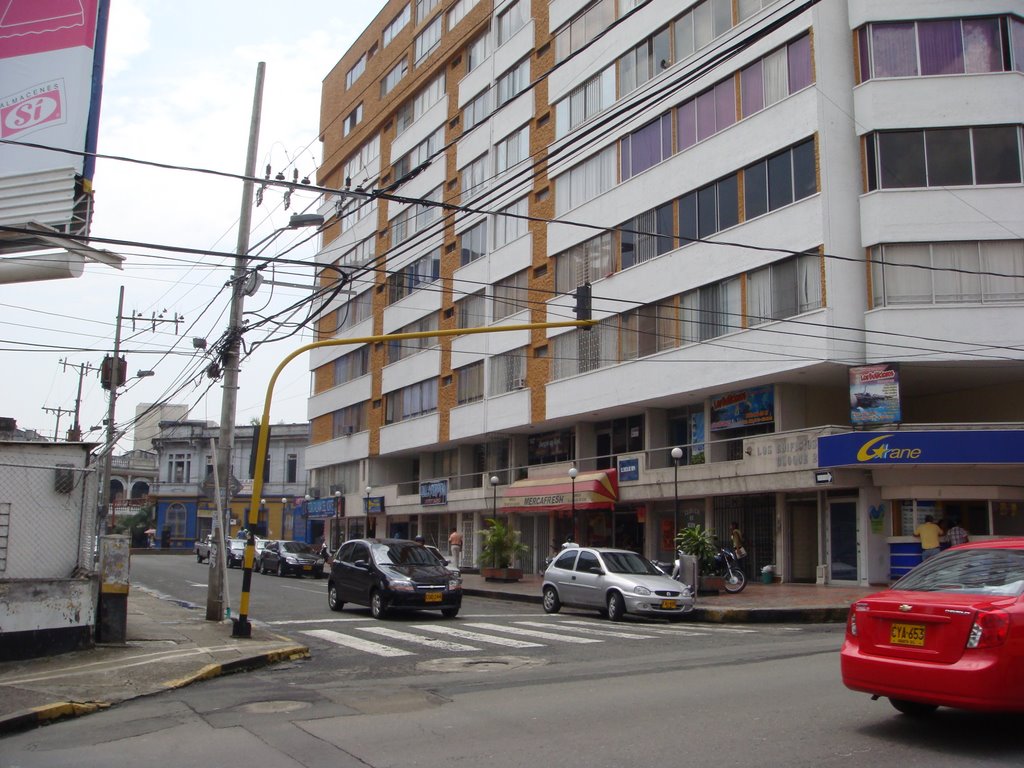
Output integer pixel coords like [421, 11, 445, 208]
[500, 469, 618, 513]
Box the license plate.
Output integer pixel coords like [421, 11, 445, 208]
[302, 564, 312, 571]
[425, 591, 442, 603]
[660, 599, 677, 609]
[890, 622, 925, 646]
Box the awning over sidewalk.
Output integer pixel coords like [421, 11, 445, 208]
[500, 469, 618, 513]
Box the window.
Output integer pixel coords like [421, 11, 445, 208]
[747, 252, 822, 324]
[333, 346, 370, 385]
[415, 15, 442, 63]
[381, 58, 409, 97]
[383, 4, 411, 47]
[416, 0, 439, 23]
[339, 196, 377, 235]
[167, 453, 191, 483]
[489, 348, 527, 395]
[858, 17, 1013, 81]
[737, 33, 812, 119]
[680, 279, 741, 342]
[743, 137, 816, 219]
[460, 220, 488, 266]
[166, 503, 187, 539]
[494, 125, 529, 173]
[866, 126, 1022, 190]
[555, 0, 615, 62]
[387, 248, 440, 304]
[336, 289, 374, 333]
[463, 88, 493, 131]
[466, 32, 489, 71]
[620, 303, 669, 359]
[497, 0, 526, 46]
[342, 134, 380, 187]
[680, 172, 738, 241]
[554, 233, 613, 293]
[456, 361, 484, 404]
[621, 113, 673, 179]
[396, 73, 446, 136]
[496, 58, 530, 107]
[343, 104, 363, 136]
[493, 269, 529, 320]
[286, 454, 298, 483]
[447, 0, 480, 30]
[460, 154, 489, 202]
[555, 66, 615, 139]
[346, 53, 367, 89]
[333, 403, 368, 436]
[393, 127, 444, 178]
[457, 290, 487, 327]
[871, 240, 1024, 307]
[390, 186, 442, 244]
[620, 203, 675, 269]
[555, 145, 615, 215]
[387, 314, 439, 363]
[493, 197, 528, 248]
[619, 25, 671, 94]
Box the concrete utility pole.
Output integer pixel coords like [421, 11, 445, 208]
[206, 62, 265, 622]
[60, 358, 100, 442]
[41, 405, 74, 441]
[99, 285, 126, 534]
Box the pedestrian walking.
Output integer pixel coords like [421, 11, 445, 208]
[447, 527, 463, 568]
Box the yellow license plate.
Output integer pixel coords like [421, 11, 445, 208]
[425, 591, 442, 603]
[302, 564, 312, 571]
[890, 622, 925, 646]
[661, 599, 677, 609]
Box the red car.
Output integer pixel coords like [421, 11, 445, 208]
[841, 538, 1024, 715]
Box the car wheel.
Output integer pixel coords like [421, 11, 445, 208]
[542, 586, 561, 614]
[889, 698, 938, 717]
[607, 591, 625, 622]
[370, 589, 388, 619]
[196, 552, 202, 563]
[441, 607, 459, 619]
[277, 561, 286, 577]
[328, 582, 344, 612]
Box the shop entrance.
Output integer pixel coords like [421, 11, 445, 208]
[787, 500, 818, 583]
[828, 500, 859, 582]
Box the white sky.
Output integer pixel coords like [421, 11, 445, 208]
[3, 0, 388, 445]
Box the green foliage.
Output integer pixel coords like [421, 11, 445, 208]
[676, 525, 718, 575]
[478, 517, 529, 568]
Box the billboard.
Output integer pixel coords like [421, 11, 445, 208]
[849, 363, 901, 425]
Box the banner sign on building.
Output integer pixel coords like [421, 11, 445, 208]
[818, 430, 1024, 467]
[849, 363, 901, 425]
[710, 385, 774, 431]
[617, 456, 639, 482]
[420, 479, 448, 506]
[304, 498, 337, 519]
[365, 496, 384, 515]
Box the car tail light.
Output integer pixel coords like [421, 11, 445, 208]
[848, 603, 867, 637]
[966, 609, 1010, 649]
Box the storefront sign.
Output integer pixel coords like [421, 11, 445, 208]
[305, 498, 336, 519]
[365, 496, 384, 515]
[710, 385, 774, 431]
[849, 364, 901, 425]
[818, 430, 1024, 466]
[420, 479, 448, 506]
[617, 456, 640, 482]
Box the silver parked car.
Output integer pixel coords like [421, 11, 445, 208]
[542, 546, 694, 621]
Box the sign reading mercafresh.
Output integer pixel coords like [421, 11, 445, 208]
[818, 430, 1024, 467]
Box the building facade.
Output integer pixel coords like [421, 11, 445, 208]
[150, 420, 312, 549]
[306, 0, 1024, 582]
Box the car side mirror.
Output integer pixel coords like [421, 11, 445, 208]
[589, 566, 605, 575]
[353, 559, 369, 569]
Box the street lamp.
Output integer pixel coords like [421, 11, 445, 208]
[671, 447, 683, 549]
[334, 490, 342, 549]
[281, 497, 288, 538]
[568, 466, 578, 544]
[490, 475, 499, 518]
[365, 486, 372, 538]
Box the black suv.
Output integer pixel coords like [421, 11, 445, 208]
[327, 538, 462, 619]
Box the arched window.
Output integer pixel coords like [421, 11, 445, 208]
[166, 503, 187, 539]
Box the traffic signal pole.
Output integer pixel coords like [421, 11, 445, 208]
[230, 318, 595, 637]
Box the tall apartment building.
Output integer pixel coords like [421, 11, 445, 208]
[307, 0, 1024, 584]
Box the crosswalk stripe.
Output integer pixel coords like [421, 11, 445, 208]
[512, 621, 657, 640]
[461, 622, 601, 644]
[412, 625, 543, 648]
[358, 626, 479, 652]
[302, 629, 414, 657]
[550, 619, 711, 637]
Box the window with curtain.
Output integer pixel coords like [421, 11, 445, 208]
[466, 32, 488, 71]
[680, 278, 741, 342]
[386, 314, 439, 364]
[393, 127, 444, 179]
[494, 125, 529, 173]
[555, 145, 616, 215]
[333, 346, 370, 385]
[457, 290, 487, 328]
[619, 24, 671, 94]
[554, 232, 613, 293]
[460, 153, 489, 202]
[385, 378, 439, 424]
[493, 197, 528, 248]
[381, 58, 409, 97]
[415, 15, 442, 63]
[396, 73, 446, 137]
[746, 252, 822, 325]
[447, 0, 479, 29]
[620, 113, 673, 180]
[620, 203, 675, 268]
[555, 66, 615, 139]
[333, 403, 368, 436]
[460, 220, 488, 266]
[497, 0, 526, 45]
[492, 270, 529, 320]
[555, 0, 615, 63]
[336, 289, 373, 333]
[496, 58, 530, 107]
[456, 361, 484, 404]
[871, 240, 1024, 307]
[463, 88, 493, 131]
[387, 248, 440, 304]
[489, 348, 527, 395]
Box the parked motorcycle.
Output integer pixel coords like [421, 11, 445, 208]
[663, 547, 747, 594]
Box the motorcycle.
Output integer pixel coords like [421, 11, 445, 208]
[662, 547, 747, 594]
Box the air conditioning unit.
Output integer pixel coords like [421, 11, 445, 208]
[329, 483, 346, 495]
[512, 377, 526, 389]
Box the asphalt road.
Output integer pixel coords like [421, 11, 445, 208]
[3, 556, 1022, 766]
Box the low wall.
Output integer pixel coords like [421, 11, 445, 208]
[0, 577, 98, 660]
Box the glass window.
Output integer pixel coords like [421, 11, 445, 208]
[493, 197, 528, 248]
[918, 19, 964, 76]
[467, 33, 489, 71]
[497, 0, 526, 45]
[456, 361, 484, 404]
[767, 149, 793, 209]
[925, 128, 972, 186]
[792, 138, 816, 199]
[383, 5, 411, 46]
[877, 131, 927, 188]
[964, 17, 1003, 73]
[973, 126, 1023, 184]
[787, 34, 813, 91]
[460, 221, 488, 265]
[871, 23, 918, 77]
[741, 59, 763, 117]
[621, 113, 672, 179]
[415, 15, 442, 64]
[744, 160, 767, 219]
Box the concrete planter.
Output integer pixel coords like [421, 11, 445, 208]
[480, 567, 523, 582]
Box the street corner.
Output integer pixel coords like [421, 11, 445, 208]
[0, 700, 112, 737]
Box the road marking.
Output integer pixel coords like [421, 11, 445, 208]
[302, 629, 414, 657]
[412, 625, 543, 648]
[358, 626, 479, 652]
[550, 619, 710, 636]
[460, 622, 601, 644]
[268, 618, 366, 625]
[512, 621, 657, 640]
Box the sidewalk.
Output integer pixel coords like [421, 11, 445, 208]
[0, 576, 876, 736]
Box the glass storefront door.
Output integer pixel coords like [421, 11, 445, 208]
[828, 500, 859, 582]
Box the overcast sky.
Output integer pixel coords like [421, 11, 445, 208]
[3, 0, 388, 445]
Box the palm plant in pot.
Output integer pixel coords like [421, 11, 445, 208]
[675, 525, 723, 593]
[478, 517, 529, 582]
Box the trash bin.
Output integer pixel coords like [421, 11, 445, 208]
[761, 570, 772, 584]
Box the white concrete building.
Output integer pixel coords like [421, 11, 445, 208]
[306, 0, 1024, 583]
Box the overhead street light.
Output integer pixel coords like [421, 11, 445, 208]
[568, 466, 578, 544]
[671, 446, 683, 549]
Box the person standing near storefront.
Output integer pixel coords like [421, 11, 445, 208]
[448, 527, 463, 568]
[914, 515, 943, 560]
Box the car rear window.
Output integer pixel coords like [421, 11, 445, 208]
[893, 548, 1024, 596]
[602, 551, 660, 575]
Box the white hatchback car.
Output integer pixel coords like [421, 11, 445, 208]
[542, 546, 694, 621]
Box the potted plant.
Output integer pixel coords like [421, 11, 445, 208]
[478, 518, 529, 582]
[676, 525, 723, 594]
